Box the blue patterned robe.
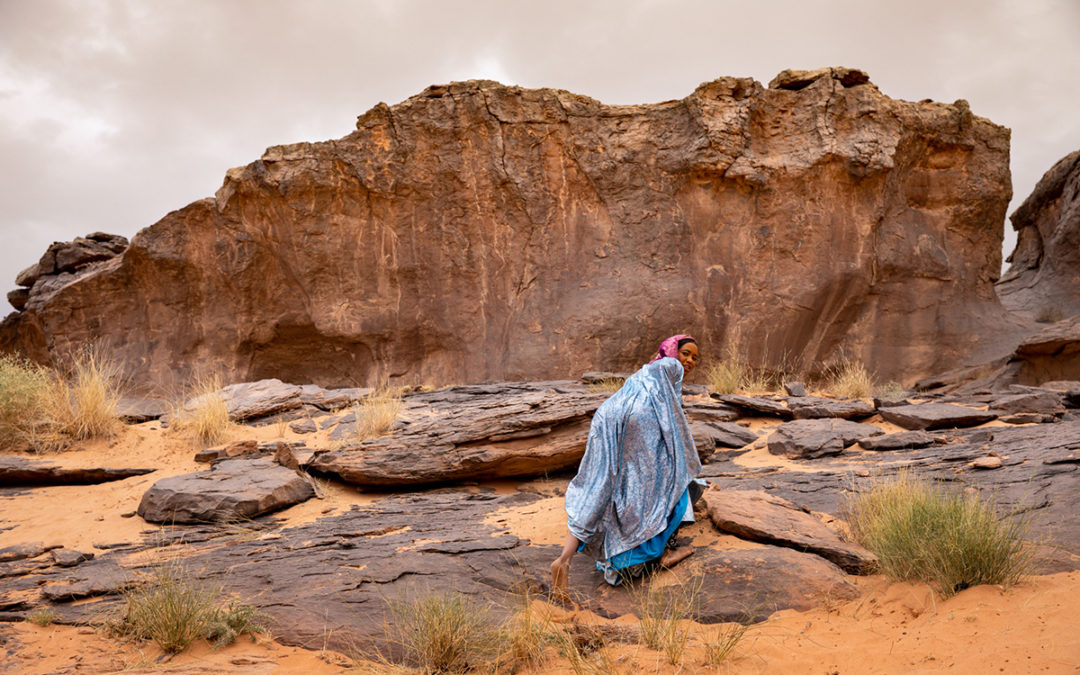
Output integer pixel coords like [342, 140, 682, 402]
[565, 357, 703, 583]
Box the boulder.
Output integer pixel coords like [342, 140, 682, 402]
[702, 489, 877, 573]
[185, 379, 303, 421]
[784, 381, 808, 397]
[136, 457, 315, 523]
[1, 72, 1017, 390]
[116, 396, 167, 422]
[309, 382, 608, 486]
[788, 396, 875, 420]
[692, 420, 758, 450]
[857, 430, 935, 451]
[767, 419, 882, 459]
[51, 549, 94, 568]
[988, 391, 1065, 417]
[878, 403, 997, 430]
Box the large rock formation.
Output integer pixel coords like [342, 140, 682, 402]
[998, 149, 1080, 321]
[1, 67, 1021, 390]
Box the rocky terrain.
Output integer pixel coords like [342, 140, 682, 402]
[0, 67, 1027, 390]
[2, 376, 1079, 671]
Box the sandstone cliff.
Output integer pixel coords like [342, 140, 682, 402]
[997, 149, 1080, 321]
[1, 68, 1022, 390]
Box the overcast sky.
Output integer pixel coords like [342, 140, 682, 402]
[2, 0, 1079, 301]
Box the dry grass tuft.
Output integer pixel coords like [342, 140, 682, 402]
[630, 576, 701, 665]
[387, 591, 502, 673]
[43, 347, 123, 443]
[843, 471, 1037, 597]
[169, 376, 232, 446]
[704, 620, 750, 665]
[707, 357, 748, 395]
[26, 608, 57, 627]
[0, 348, 123, 452]
[587, 377, 625, 394]
[823, 359, 874, 399]
[349, 389, 403, 443]
[113, 561, 267, 654]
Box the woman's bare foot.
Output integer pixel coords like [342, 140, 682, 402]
[550, 557, 571, 604]
[659, 546, 694, 568]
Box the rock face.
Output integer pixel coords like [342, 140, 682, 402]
[998, 150, 1080, 321]
[1, 68, 1017, 390]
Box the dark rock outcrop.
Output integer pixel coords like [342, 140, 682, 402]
[1, 69, 1017, 390]
[878, 403, 997, 430]
[767, 418, 882, 458]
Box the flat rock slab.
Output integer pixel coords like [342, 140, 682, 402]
[137, 457, 315, 523]
[788, 397, 875, 420]
[878, 403, 997, 430]
[298, 384, 372, 410]
[702, 489, 876, 573]
[683, 400, 740, 423]
[715, 394, 793, 419]
[0, 458, 155, 487]
[988, 391, 1065, 416]
[40, 560, 136, 601]
[768, 419, 882, 459]
[857, 430, 936, 451]
[309, 381, 610, 486]
[691, 420, 758, 450]
[0, 543, 58, 563]
[186, 378, 303, 421]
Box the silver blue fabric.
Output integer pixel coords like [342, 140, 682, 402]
[565, 357, 702, 578]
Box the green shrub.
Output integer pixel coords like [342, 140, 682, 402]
[0, 355, 50, 451]
[843, 472, 1036, 596]
[116, 562, 266, 654]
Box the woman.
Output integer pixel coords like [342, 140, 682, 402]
[550, 335, 704, 600]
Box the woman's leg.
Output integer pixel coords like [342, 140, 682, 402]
[549, 532, 580, 602]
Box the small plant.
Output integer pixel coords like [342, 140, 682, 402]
[0, 354, 50, 451]
[843, 471, 1036, 597]
[630, 576, 701, 665]
[26, 608, 57, 626]
[43, 346, 123, 443]
[349, 389, 402, 443]
[387, 591, 501, 673]
[114, 561, 266, 654]
[170, 376, 232, 446]
[205, 598, 270, 647]
[587, 377, 624, 394]
[707, 357, 747, 395]
[824, 359, 874, 399]
[704, 620, 749, 665]
[875, 380, 907, 400]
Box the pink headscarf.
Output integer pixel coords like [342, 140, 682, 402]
[649, 334, 695, 363]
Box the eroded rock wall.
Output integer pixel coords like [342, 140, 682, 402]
[0, 68, 1019, 390]
[998, 149, 1080, 321]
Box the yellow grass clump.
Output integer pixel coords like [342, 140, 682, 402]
[0, 348, 123, 452]
[843, 471, 1037, 597]
[169, 376, 232, 446]
[824, 359, 874, 399]
[350, 389, 403, 442]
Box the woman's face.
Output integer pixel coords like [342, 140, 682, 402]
[677, 342, 699, 375]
